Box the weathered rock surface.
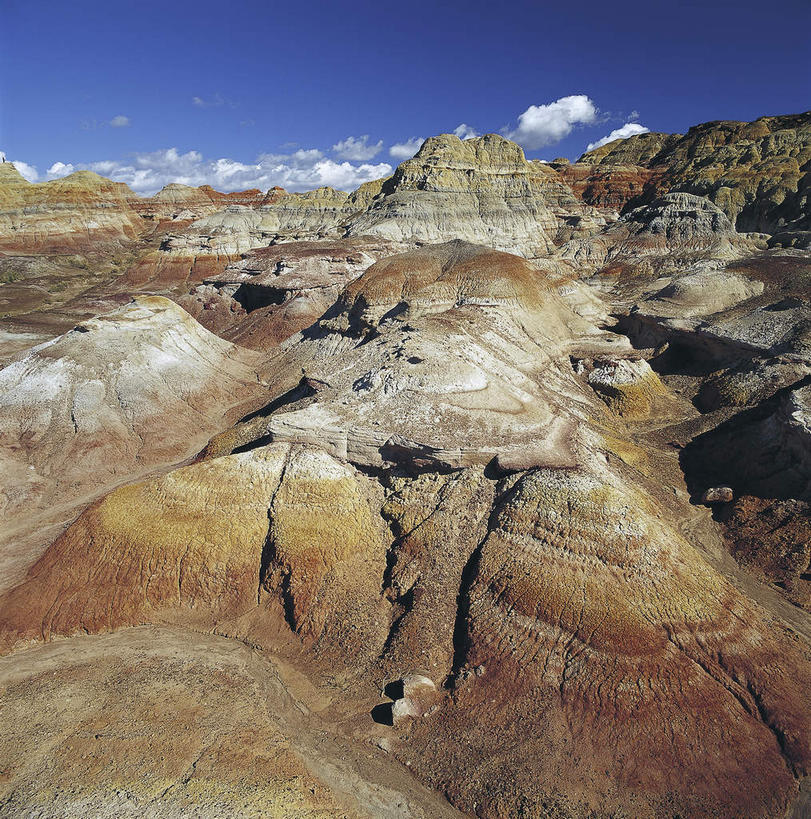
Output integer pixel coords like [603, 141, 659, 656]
[178, 237, 404, 349]
[2, 442, 808, 817]
[575, 111, 811, 233]
[581, 356, 669, 417]
[0, 627, 459, 819]
[558, 192, 755, 279]
[0, 166, 143, 255]
[203, 241, 626, 469]
[696, 355, 810, 411]
[717, 496, 810, 610]
[0, 296, 264, 591]
[557, 133, 678, 211]
[344, 134, 606, 257]
[427, 466, 809, 818]
[1, 238, 809, 819]
[684, 382, 811, 502]
[118, 187, 373, 294]
[0, 447, 286, 646]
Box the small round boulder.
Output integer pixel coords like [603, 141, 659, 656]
[701, 486, 734, 504]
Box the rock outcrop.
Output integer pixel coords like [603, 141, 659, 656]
[202, 241, 626, 469]
[558, 192, 756, 278]
[0, 167, 143, 256]
[684, 382, 811, 502]
[178, 236, 404, 349]
[119, 187, 370, 292]
[0, 296, 264, 590]
[345, 134, 606, 257]
[2, 110, 811, 819]
[574, 112, 811, 233]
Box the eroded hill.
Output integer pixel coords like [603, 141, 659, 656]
[0, 111, 809, 819]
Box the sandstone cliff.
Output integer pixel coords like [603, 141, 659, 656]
[574, 111, 811, 234]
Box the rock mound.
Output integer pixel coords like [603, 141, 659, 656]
[0, 296, 264, 588]
[2, 239, 809, 817]
[205, 241, 626, 470]
[345, 134, 605, 257]
[179, 236, 404, 349]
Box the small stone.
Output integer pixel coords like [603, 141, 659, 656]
[701, 486, 734, 504]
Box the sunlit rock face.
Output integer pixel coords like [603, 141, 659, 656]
[0, 296, 264, 587]
[344, 133, 606, 257]
[202, 240, 628, 470]
[119, 187, 368, 291]
[557, 191, 756, 276]
[0, 166, 144, 255]
[573, 111, 811, 233]
[2, 238, 809, 819]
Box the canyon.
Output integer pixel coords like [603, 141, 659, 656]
[0, 111, 809, 818]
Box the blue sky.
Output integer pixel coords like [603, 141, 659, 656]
[1, 0, 809, 194]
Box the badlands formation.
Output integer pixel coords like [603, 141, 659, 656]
[0, 111, 809, 818]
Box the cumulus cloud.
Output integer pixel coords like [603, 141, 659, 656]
[13, 161, 39, 182]
[506, 95, 597, 150]
[389, 137, 424, 160]
[332, 134, 384, 161]
[45, 146, 394, 195]
[585, 122, 650, 152]
[453, 123, 479, 140]
[109, 115, 130, 128]
[47, 162, 75, 178]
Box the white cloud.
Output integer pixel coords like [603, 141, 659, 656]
[453, 123, 479, 140]
[53, 146, 395, 195]
[109, 115, 130, 128]
[332, 134, 383, 161]
[88, 160, 118, 175]
[47, 162, 75, 178]
[586, 122, 650, 152]
[7, 159, 38, 182]
[506, 95, 598, 150]
[14, 161, 39, 182]
[389, 137, 424, 160]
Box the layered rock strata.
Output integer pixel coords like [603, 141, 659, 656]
[344, 134, 606, 256]
[178, 237, 404, 349]
[574, 112, 811, 233]
[2, 110, 811, 819]
[202, 241, 627, 469]
[1, 242, 808, 818]
[0, 296, 264, 589]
